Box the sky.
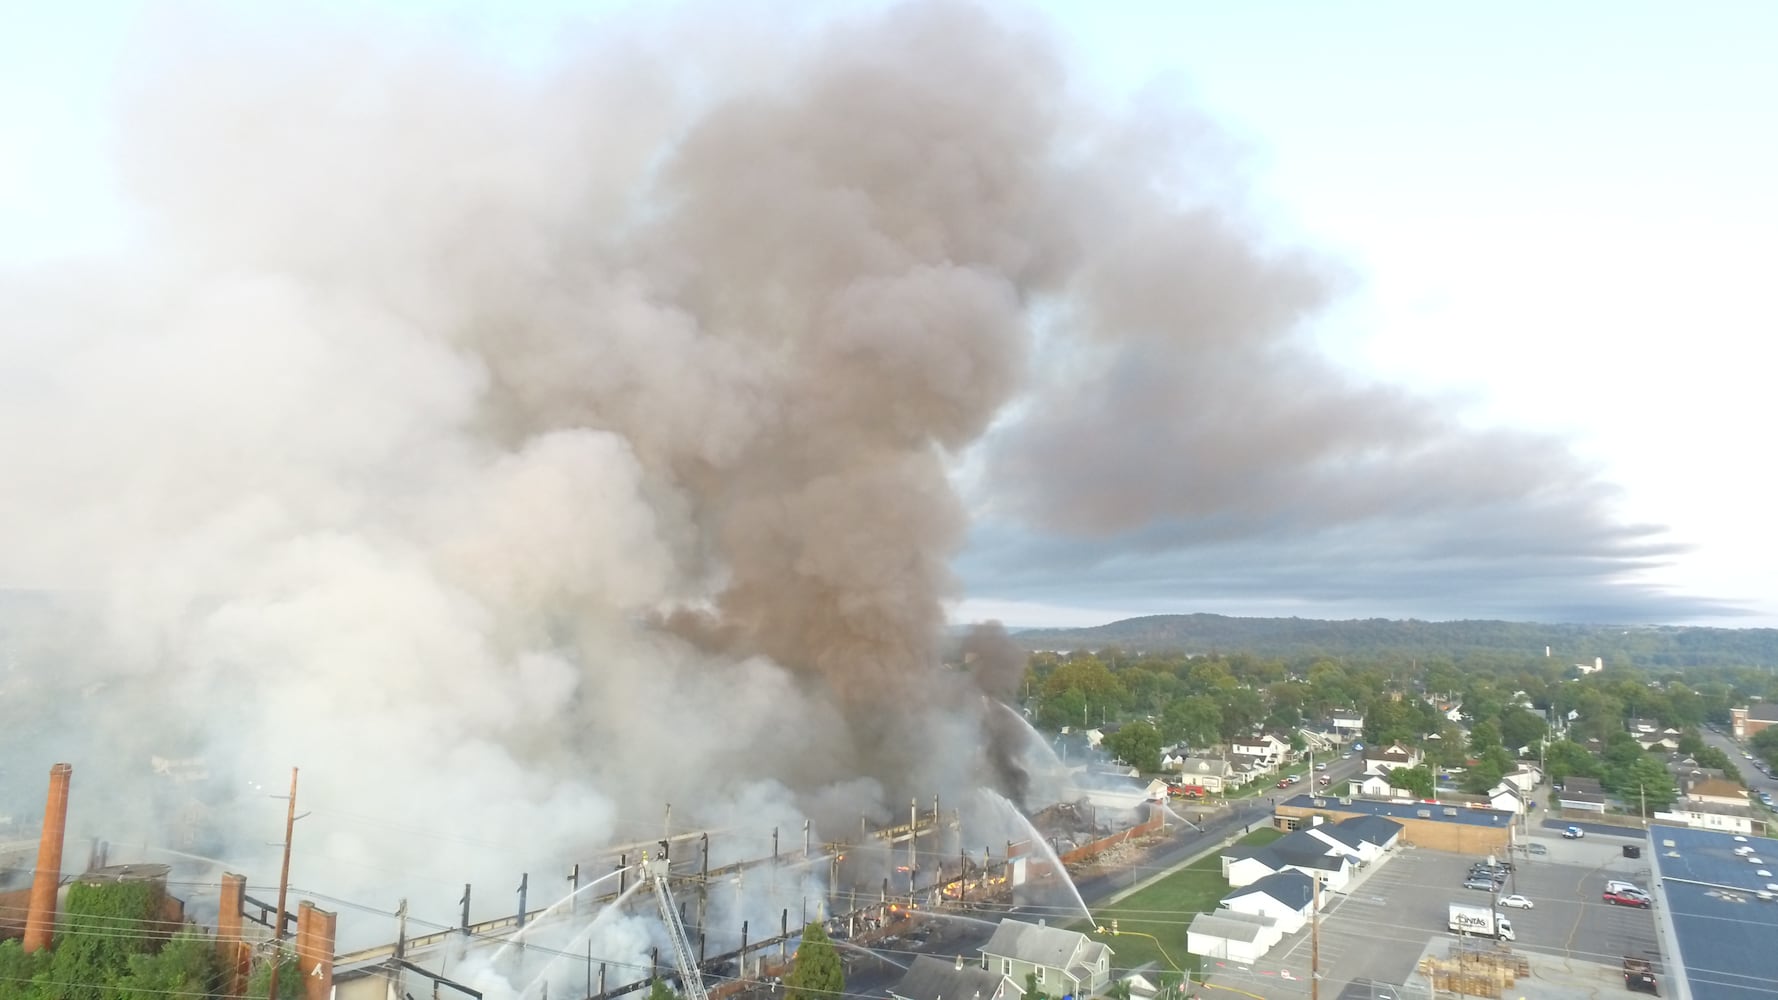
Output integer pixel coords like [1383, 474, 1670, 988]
[3, 0, 1774, 630]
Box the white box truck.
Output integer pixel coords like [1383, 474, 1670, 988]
[1448, 902, 1515, 941]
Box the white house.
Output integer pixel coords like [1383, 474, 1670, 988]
[1229, 733, 1290, 772]
[1219, 869, 1316, 935]
[1484, 783, 1526, 814]
[1330, 710, 1366, 734]
[1362, 743, 1422, 777]
[1500, 766, 1542, 794]
[1221, 828, 1357, 892]
[1684, 778, 1751, 809]
[979, 919, 1112, 1000]
[1186, 910, 1280, 965]
[1576, 657, 1604, 675]
[1652, 803, 1757, 835]
[1169, 755, 1236, 794]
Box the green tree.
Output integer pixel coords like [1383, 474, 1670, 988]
[247, 949, 304, 1000]
[1161, 695, 1222, 749]
[0, 939, 50, 999]
[1543, 739, 1601, 784]
[1467, 720, 1503, 755]
[1104, 721, 1164, 773]
[50, 879, 163, 1000]
[111, 927, 222, 1000]
[1753, 726, 1778, 767]
[1617, 757, 1677, 814]
[1497, 707, 1547, 753]
[785, 923, 844, 1000]
[1461, 747, 1512, 794]
[1390, 765, 1436, 799]
[1025, 971, 1049, 1000]
[648, 978, 679, 1000]
[1036, 688, 1087, 733]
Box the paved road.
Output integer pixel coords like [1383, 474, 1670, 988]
[1699, 726, 1778, 803]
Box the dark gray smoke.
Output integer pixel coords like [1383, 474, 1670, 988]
[0, 0, 1686, 958]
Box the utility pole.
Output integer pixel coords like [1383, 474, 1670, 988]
[268, 767, 300, 1000]
[1310, 875, 1321, 1000]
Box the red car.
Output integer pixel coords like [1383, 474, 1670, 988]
[1603, 890, 1652, 909]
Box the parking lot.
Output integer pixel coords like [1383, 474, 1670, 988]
[1200, 831, 1662, 997]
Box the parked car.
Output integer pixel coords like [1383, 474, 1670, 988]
[1499, 894, 1534, 909]
[1463, 877, 1498, 891]
[1563, 826, 1585, 839]
[1604, 890, 1652, 909]
[1526, 843, 1548, 856]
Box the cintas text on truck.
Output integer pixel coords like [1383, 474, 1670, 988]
[1448, 902, 1515, 941]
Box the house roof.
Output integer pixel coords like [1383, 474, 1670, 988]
[1186, 910, 1274, 944]
[1563, 776, 1605, 795]
[979, 919, 1107, 973]
[891, 956, 1019, 1000]
[1687, 779, 1748, 800]
[1747, 703, 1778, 722]
[1281, 794, 1521, 829]
[1338, 815, 1404, 846]
[1222, 869, 1314, 910]
[1174, 756, 1232, 774]
[1558, 791, 1607, 805]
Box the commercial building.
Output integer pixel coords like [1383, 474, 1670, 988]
[1274, 794, 1514, 855]
[1647, 823, 1778, 1000]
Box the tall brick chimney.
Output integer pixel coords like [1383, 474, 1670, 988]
[217, 873, 249, 996]
[23, 763, 72, 953]
[296, 900, 336, 1000]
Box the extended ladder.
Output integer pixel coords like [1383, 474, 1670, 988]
[646, 854, 711, 1000]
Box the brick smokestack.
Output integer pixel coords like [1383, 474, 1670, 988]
[23, 763, 72, 953]
[296, 901, 336, 1000]
[217, 873, 249, 997]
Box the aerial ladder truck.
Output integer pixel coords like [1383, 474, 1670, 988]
[644, 844, 711, 1000]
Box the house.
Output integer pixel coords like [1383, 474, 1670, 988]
[1484, 783, 1526, 814]
[1557, 776, 1608, 813]
[1652, 802, 1758, 836]
[890, 956, 1022, 1000]
[1684, 778, 1751, 809]
[1731, 704, 1778, 740]
[1186, 910, 1280, 965]
[1220, 869, 1316, 935]
[1499, 766, 1542, 794]
[1352, 772, 1404, 798]
[1229, 733, 1289, 772]
[1221, 828, 1356, 892]
[1330, 710, 1365, 734]
[1168, 755, 1236, 794]
[1362, 743, 1422, 777]
[1074, 773, 1168, 811]
[978, 919, 1112, 1000]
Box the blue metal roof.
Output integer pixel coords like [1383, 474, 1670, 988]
[1282, 794, 1516, 829]
[1648, 823, 1778, 1000]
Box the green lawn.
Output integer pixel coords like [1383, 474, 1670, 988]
[1071, 828, 1283, 977]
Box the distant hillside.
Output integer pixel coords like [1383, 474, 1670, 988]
[1009, 614, 1778, 668]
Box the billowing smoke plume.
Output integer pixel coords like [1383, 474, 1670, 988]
[0, 0, 1090, 926]
[0, 0, 1682, 965]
